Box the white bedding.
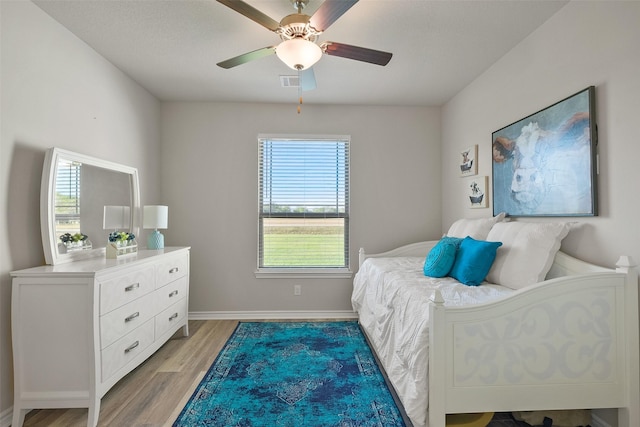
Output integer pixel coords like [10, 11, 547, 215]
[351, 256, 514, 427]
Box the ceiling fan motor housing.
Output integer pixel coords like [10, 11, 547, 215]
[278, 14, 321, 42]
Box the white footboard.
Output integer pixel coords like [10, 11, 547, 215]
[428, 257, 639, 427]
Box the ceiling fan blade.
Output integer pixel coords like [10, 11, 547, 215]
[300, 67, 317, 91]
[309, 0, 358, 32]
[216, 0, 280, 32]
[321, 42, 392, 66]
[217, 46, 277, 69]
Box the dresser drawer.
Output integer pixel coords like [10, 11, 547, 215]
[156, 276, 188, 314]
[101, 319, 154, 381]
[99, 266, 155, 314]
[155, 297, 187, 339]
[100, 292, 156, 350]
[156, 254, 188, 289]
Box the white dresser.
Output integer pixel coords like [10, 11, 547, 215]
[10, 247, 190, 427]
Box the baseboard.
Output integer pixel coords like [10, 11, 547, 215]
[189, 310, 358, 320]
[0, 407, 13, 427]
[591, 413, 612, 427]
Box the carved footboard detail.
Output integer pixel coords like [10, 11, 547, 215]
[454, 286, 617, 386]
[429, 273, 630, 427]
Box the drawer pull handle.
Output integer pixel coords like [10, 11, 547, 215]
[169, 267, 179, 274]
[124, 341, 139, 354]
[169, 313, 179, 321]
[124, 283, 140, 292]
[124, 312, 140, 323]
[169, 290, 179, 298]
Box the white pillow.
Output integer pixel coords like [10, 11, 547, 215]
[447, 212, 506, 240]
[486, 221, 571, 290]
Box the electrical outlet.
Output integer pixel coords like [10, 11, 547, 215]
[294, 285, 302, 296]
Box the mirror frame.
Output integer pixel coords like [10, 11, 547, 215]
[41, 147, 140, 265]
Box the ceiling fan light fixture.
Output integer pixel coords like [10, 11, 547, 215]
[276, 38, 322, 70]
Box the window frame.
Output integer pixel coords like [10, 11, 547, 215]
[255, 134, 352, 278]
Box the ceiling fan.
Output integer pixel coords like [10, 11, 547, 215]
[216, 0, 393, 88]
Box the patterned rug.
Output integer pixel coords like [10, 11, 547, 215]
[173, 321, 406, 426]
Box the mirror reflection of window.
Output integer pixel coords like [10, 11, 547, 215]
[55, 160, 82, 240]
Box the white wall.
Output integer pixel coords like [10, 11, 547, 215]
[0, 0, 161, 417]
[160, 102, 441, 314]
[441, 2, 640, 424]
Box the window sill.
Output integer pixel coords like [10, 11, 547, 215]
[254, 268, 353, 279]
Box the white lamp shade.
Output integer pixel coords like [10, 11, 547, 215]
[143, 205, 168, 229]
[276, 38, 322, 70]
[103, 205, 130, 229]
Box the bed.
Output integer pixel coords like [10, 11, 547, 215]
[351, 217, 639, 427]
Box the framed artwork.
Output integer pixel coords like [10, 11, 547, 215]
[459, 145, 478, 176]
[492, 86, 597, 217]
[467, 176, 488, 208]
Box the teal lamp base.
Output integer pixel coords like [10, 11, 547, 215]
[147, 229, 165, 250]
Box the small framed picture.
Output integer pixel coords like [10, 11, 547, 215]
[467, 176, 488, 208]
[459, 145, 478, 176]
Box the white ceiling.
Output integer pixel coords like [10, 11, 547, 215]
[34, 0, 568, 106]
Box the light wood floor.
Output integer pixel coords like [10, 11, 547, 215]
[22, 320, 240, 427]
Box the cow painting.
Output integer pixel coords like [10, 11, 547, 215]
[492, 87, 596, 216]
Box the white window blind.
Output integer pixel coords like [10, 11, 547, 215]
[55, 159, 82, 237]
[258, 136, 350, 269]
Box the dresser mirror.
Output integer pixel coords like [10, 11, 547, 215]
[41, 147, 140, 264]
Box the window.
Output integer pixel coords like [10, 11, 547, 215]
[257, 135, 350, 276]
[55, 159, 82, 238]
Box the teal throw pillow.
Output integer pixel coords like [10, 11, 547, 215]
[449, 236, 502, 286]
[424, 237, 462, 277]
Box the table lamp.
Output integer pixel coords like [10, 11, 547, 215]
[143, 205, 168, 249]
[103, 205, 130, 231]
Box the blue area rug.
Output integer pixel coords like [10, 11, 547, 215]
[173, 321, 406, 426]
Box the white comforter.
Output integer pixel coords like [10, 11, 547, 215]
[351, 257, 514, 427]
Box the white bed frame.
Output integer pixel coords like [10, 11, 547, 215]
[358, 242, 639, 427]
